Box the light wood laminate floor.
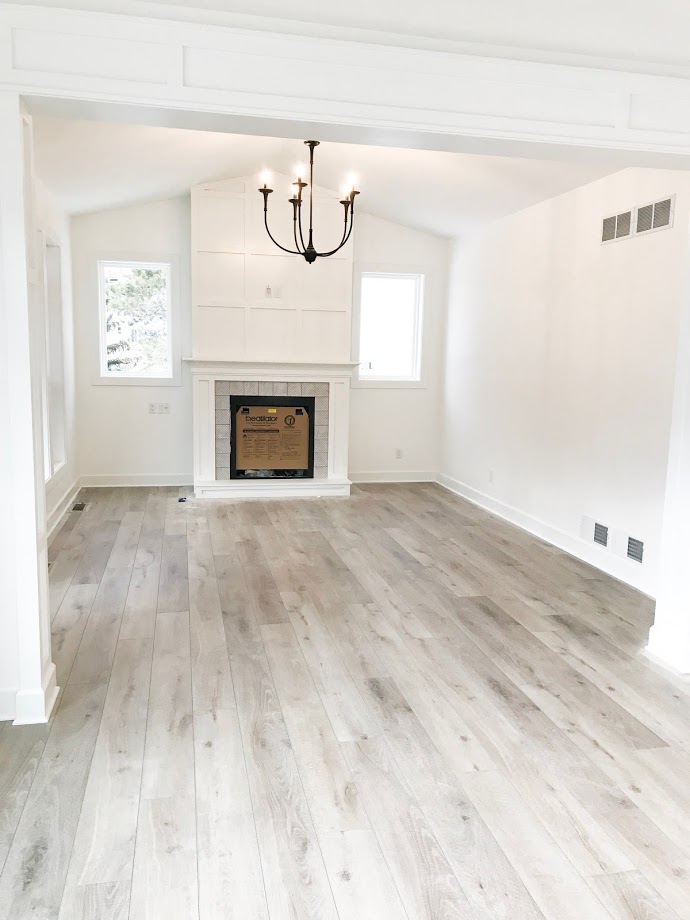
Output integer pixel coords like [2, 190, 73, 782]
[1, 483, 689, 920]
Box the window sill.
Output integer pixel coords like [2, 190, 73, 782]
[93, 375, 181, 387]
[352, 378, 427, 390]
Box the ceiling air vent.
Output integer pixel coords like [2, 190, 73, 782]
[593, 522, 609, 547]
[627, 537, 644, 563]
[636, 197, 674, 235]
[602, 211, 632, 243]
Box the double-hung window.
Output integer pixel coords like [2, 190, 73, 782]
[98, 259, 175, 382]
[356, 271, 424, 384]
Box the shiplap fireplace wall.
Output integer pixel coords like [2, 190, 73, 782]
[190, 174, 356, 497]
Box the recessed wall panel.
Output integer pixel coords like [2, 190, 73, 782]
[300, 310, 349, 362]
[195, 305, 246, 358]
[300, 257, 352, 310]
[196, 195, 245, 252]
[245, 254, 301, 305]
[12, 28, 168, 83]
[196, 252, 244, 304]
[247, 307, 296, 360]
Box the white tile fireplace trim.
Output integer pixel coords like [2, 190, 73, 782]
[186, 359, 358, 498]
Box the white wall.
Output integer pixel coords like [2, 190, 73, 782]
[349, 213, 449, 481]
[441, 167, 690, 595]
[71, 197, 193, 485]
[71, 194, 445, 485]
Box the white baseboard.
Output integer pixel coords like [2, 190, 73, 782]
[350, 470, 436, 484]
[195, 478, 351, 499]
[436, 473, 654, 597]
[80, 473, 193, 487]
[12, 661, 58, 725]
[46, 479, 81, 539]
[0, 687, 17, 722]
[646, 624, 690, 673]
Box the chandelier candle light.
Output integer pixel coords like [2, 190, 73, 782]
[259, 140, 360, 263]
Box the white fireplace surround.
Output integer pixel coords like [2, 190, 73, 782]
[187, 359, 358, 498]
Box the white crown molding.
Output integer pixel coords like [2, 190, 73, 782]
[4, 4, 690, 160]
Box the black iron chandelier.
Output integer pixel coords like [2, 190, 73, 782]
[259, 140, 360, 264]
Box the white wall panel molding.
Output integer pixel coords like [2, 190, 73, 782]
[5, 5, 690, 154]
[11, 28, 169, 85]
[191, 174, 353, 364]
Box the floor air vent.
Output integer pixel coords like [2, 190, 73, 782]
[593, 522, 608, 547]
[636, 197, 673, 234]
[72, 502, 85, 511]
[627, 537, 644, 563]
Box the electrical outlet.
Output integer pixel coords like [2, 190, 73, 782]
[148, 403, 157, 415]
[395, 448, 403, 460]
[489, 468, 494, 483]
[158, 402, 170, 415]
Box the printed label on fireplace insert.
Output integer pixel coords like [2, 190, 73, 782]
[235, 405, 309, 470]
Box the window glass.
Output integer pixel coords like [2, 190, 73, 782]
[99, 261, 172, 378]
[359, 273, 423, 381]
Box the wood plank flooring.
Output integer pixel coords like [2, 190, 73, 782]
[1, 483, 690, 919]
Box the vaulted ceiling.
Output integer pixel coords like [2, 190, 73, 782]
[33, 117, 621, 238]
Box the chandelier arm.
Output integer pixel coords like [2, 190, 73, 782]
[291, 199, 304, 253]
[264, 211, 301, 256]
[341, 213, 356, 248]
[316, 205, 353, 258]
[293, 215, 303, 253]
[338, 194, 359, 249]
[297, 200, 307, 252]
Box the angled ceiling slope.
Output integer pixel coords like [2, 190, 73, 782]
[32, 117, 621, 238]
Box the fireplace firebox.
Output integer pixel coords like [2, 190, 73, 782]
[230, 395, 316, 479]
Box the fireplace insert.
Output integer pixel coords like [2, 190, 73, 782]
[230, 395, 315, 479]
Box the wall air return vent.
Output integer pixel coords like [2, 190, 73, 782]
[593, 522, 609, 547]
[601, 215, 616, 242]
[627, 537, 644, 563]
[635, 197, 674, 235]
[602, 211, 632, 243]
[615, 210, 631, 238]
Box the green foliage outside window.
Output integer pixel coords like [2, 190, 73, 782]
[102, 265, 170, 375]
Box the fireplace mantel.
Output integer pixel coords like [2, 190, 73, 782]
[186, 358, 358, 498]
[185, 358, 359, 379]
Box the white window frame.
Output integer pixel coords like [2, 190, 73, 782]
[352, 265, 427, 388]
[95, 253, 181, 386]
